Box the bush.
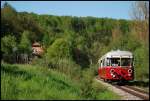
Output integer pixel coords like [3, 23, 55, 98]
[134, 45, 149, 81]
[80, 68, 95, 99]
[1, 35, 17, 63]
[45, 38, 73, 62]
[18, 30, 32, 54]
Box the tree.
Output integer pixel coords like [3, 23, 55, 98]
[129, 1, 149, 81]
[19, 31, 32, 53]
[45, 38, 73, 61]
[71, 17, 86, 33]
[1, 35, 17, 54]
[134, 45, 149, 80]
[130, 1, 149, 21]
[42, 32, 51, 48]
[111, 21, 122, 41]
[1, 2, 20, 37]
[1, 35, 17, 63]
[130, 1, 149, 45]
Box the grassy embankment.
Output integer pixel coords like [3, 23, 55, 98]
[1, 63, 120, 100]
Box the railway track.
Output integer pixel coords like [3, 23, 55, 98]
[95, 76, 149, 100]
[114, 85, 149, 100]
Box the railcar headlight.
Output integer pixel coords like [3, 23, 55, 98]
[110, 69, 114, 73]
[112, 75, 115, 78]
[128, 69, 132, 73]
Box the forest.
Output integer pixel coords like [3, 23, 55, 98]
[1, 2, 149, 100]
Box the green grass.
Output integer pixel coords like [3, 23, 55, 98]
[91, 81, 121, 100]
[1, 63, 121, 100]
[1, 63, 81, 100]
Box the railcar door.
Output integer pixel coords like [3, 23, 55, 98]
[98, 59, 105, 79]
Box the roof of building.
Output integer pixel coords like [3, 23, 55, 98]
[32, 42, 41, 47]
[32, 42, 44, 55]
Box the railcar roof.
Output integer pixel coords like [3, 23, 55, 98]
[99, 50, 133, 60]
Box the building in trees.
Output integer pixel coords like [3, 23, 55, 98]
[32, 42, 44, 57]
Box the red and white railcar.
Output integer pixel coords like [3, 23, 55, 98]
[98, 50, 134, 82]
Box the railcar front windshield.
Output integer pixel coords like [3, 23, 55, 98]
[121, 58, 132, 66]
[110, 58, 132, 67]
[110, 58, 120, 66]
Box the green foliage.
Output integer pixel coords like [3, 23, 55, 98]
[18, 31, 32, 53]
[1, 35, 17, 54]
[1, 63, 120, 100]
[89, 42, 105, 64]
[1, 3, 43, 42]
[71, 17, 86, 33]
[42, 33, 52, 48]
[79, 67, 120, 99]
[46, 38, 73, 61]
[79, 67, 96, 99]
[55, 58, 82, 79]
[1, 2, 149, 93]
[1, 3, 19, 37]
[1, 2, 17, 20]
[91, 81, 120, 100]
[118, 19, 131, 34]
[1, 35, 17, 63]
[72, 48, 90, 68]
[1, 63, 81, 100]
[134, 45, 149, 80]
[109, 30, 149, 81]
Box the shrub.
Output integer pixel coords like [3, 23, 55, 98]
[134, 45, 149, 81]
[1, 35, 17, 63]
[46, 38, 73, 60]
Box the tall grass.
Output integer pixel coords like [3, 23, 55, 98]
[1, 63, 121, 100]
[1, 63, 81, 100]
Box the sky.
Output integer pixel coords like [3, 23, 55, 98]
[1, 1, 135, 20]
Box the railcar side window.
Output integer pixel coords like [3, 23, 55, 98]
[102, 60, 104, 67]
[100, 60, 102, 67]
[105, 58, 108, 66]
[107, 58, 110, 66]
